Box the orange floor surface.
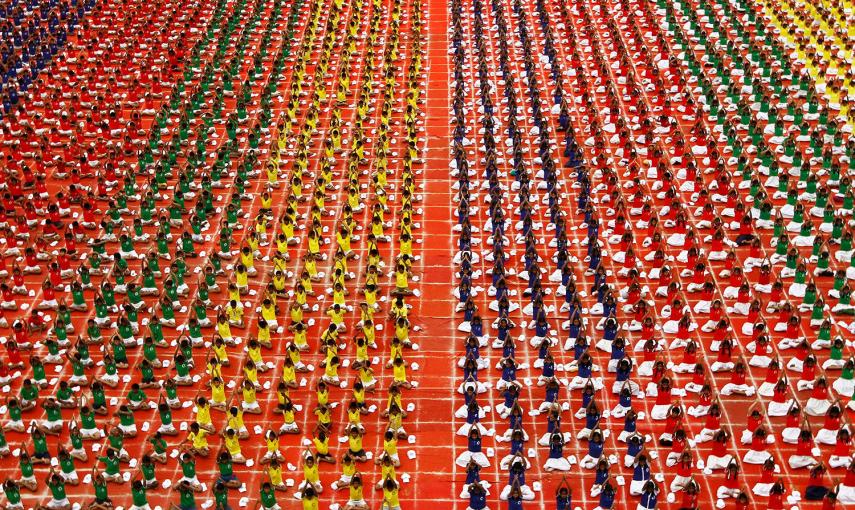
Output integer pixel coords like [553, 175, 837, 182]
[1, 0, 854, 509]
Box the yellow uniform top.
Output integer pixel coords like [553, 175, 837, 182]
[348, 407, 361, 425]
[328, 307, 345, 325]
[228, 287, 241, 303]
[324, 361, 338, 379]
[395, 270, 408, 289]
[246, 237, 260, 253]
[211, 383, 226, 404]
[300, 276, 313, 293]
[355, 341, 368, 362]
[295, 289, 307, 307]
[261, 304, 277, 323]
[388, 393, 402, 411]
[315, 407, 331, 425]
[282, 407, 295, 424]
[303, 462, 319, 483]
[266, 436, 279, 453]
[228, 411, 244, 431]
[244, 365, 258, 384]
[353, 386, 366, 405]
[363, 325, 375, 345]
[389, 412, 402, 431]
[364, 288, 377, 307]
[196, 404, 212, 426]
[290, 306, 303, 323]
[313, 436, 329, 456]
[266, 168, 278, 185]
[343, 462, 356, 477]
[248, 345, 263, 365]
[383, 486, 399, 507]
[280, 219, 295, 238]
[281, 364, 296, 384]
[213, 343, 229, 362]
[332, 288, 346, 307]
[242, 385, 257, 404]
[190, 430, 208, 449]
[348, 435, 362, 452]
[395, 324, 408, 343]
[393, 363, 407, 382]
[268, 465, 283, 485]
[227, 306, 242, 323]
[258, 323, 271, 344]
[337, 232, 351, 252]
[384, 437, 398, 456]
[391, 303, 407, 319]
[224, 434, 241, 455]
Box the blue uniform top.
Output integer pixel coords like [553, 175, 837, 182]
[470, 321, 484, 337]
[633, 463, 650, 482]
[582, 391, 594, 408]
[640, 489, 658, 509]
[599, 488, 615, 508]
[503, 389, 517, 407]
[469, 490, 487, 510]
[578, 359, 593, 378]
[510, 438, 524, 456]
[465, 465, 481, 484]
[616, 362, 633, 383]
[468, 436, 482, 453]
[624, 414, 637, 433]
[502, 363, 516, 382]
[604, 322, 619, 342]
[538, 341, 550, 359]
[595, 466, 610, 485]
[466, 405, 480, 425]
[585, 410, 601, 430]
[588, 440, 604, 458]
[502, 341, 515, 359]
[549, 439, 564, 459]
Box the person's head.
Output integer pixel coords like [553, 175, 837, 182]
[384, 477, 397, 491]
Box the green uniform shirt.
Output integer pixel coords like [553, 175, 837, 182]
[260, 488, 276, 508]
[181, 459, 196, 478]
[101, 456, 120, 475]
[180, 488, 195, 508]
[94, 479, 108, 502]
[132, 485, 147, 506]
[48, 479, 66, 500]
[19, 457, 34, 477]
[218, 458, 233, 477]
